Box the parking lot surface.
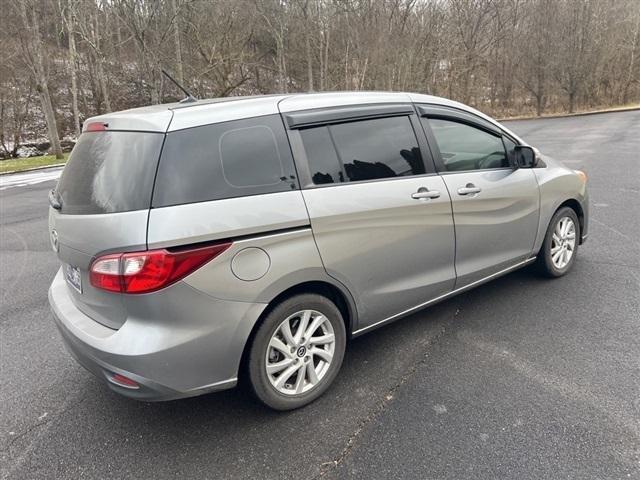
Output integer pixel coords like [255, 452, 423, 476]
[1, 110, 638, 479]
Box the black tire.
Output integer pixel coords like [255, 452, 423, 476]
[247, 293, 346, 411]
[535, 206, 580, 278]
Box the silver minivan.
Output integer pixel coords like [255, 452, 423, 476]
[48, 92, 588, 410]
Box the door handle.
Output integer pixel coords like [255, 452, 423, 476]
[411, 187, 441, 200]
[457, 183, 482, 196]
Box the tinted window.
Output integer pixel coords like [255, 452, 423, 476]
[153, 115, 297, 207]
[299, 127, 344, 184]
[301, 116, 425, 185]
[427, 119, 509, 171]
[56, 131, 164, 214]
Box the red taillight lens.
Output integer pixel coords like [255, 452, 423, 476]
[109, 373, 139, 389]
[89, 243, 231, 294]
[84, 122, 107, 132]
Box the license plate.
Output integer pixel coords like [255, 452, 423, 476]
[65, 264, 82, 294]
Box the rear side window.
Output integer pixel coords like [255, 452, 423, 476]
[56, 131, 164, 215]
[427, 119, 509, 171]
[300, 116, 425, 185]
[153, 114, 297, 207]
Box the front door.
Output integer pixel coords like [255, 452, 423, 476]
[421, 113, 540, 287]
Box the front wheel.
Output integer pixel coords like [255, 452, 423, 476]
[247, 293, 346, 410]
[536, 206, 580, 277]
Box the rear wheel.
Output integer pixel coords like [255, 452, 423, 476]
[247, 293, 346, 410]
[536, 206, 580, 277]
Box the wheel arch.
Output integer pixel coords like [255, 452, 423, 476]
[557, 198, 585, 244]
[237, 279, 356, 384]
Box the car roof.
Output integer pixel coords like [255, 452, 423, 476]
[82, 91, 523, 142]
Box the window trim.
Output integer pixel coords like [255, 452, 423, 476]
[286, 111, 436, 189]
[284, 103, 414, 129]
[501, 135, 521, 169]
[418, 108, 514, 174]
[416, 105, 501, 136]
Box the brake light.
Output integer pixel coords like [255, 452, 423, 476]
[90, 243, 231, 294]
[84, 122, 108, 132]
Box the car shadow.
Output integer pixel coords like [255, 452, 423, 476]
[35, 265, 572, 477]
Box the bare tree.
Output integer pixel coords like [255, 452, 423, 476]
[13, 0, 63, 159]
[2, 0, 639, 154]
[554, 0, 594, 113]
[76, 0, 112, 112]
[60, 0, 81, 136]
[0, 70, 35, 158]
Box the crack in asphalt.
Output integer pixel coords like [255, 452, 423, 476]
[313, 304, 463, 479]
[3, 394, 87, 454]
[591, 218, 639, 244]
[584, 259, 639, 269]
[2, 395, 88, 480]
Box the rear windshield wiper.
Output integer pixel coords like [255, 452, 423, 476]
[49, 189, 62, 210]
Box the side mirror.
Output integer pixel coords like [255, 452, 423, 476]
[514, 145, 539, 168]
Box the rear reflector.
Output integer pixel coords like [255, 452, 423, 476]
[109, 373, 140, 389]
[90, 242, 232, 294]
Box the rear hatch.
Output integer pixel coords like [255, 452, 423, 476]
[49, 127, 165, 329]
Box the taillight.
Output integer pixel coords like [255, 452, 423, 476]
[90, 243, 231, 294]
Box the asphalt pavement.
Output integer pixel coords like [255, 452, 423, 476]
[1, 110, 639, 479]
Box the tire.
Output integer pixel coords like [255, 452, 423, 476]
[535, 206, 580, 278]
[247, 293, 346, 410]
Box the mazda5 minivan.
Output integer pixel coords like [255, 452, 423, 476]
[48, 92, 588, 410]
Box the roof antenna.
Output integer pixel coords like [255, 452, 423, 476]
[161, 68, 197, 103]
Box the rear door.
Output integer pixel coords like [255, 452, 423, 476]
[418, 105, 540, 287]
[49, 129, 164, 329]
[285, 105, 456, 332]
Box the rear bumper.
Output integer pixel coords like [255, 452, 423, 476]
[48, 268, 267, 401]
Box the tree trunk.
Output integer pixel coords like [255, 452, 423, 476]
[97, 57, 111, 112]
[568, 90, 575, 113]
[277, 31, 287, 94]
[536, 65, 545, 116]
[66, 1, 81, 137]
[536, 93, 542, 117]
[171, 0, 184, 85]
[92, 9, 111, 112]
[623, 12, 639, 104]
[150, 59, 162, 104]
[306, 29, 314, 91]
[19, 3, 63, 159]
[323, 21, 330, 90]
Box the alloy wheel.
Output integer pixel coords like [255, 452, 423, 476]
[265, 309, 336, 395]
[551, 216, 576, 269]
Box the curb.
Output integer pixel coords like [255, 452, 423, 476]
[499, 105, 640, 122]
[0, 163, 66, 176]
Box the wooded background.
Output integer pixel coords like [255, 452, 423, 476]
[1, 0, 639, 159]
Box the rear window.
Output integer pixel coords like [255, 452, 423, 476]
[152, 114, 298, 207]
[56, 131, 164, 214]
